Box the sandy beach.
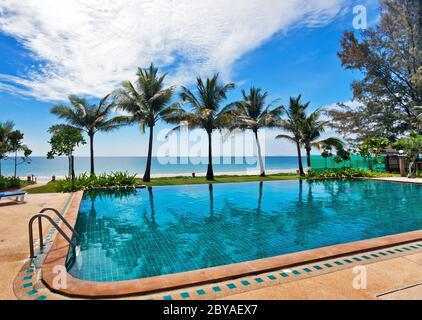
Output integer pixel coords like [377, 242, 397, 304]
[20, 168, 299, 183]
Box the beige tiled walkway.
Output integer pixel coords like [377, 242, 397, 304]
[0, 193, 70, 299]
[218, 253, 422, 300]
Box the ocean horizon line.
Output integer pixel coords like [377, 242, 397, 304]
[1, 155, 304, 179]
[23, 155, 302, 158]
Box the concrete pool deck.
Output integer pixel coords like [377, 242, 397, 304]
[2, 177, 422, 300]
[0, 192, 70, 300]
[371, 177, 422, 184]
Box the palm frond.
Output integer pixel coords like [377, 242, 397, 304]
[275, 134, 297, 142]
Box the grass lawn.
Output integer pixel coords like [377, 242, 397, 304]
[25, 181, 61, 194]
[26, 173, 300, 194]
[142, 173, 300, 186]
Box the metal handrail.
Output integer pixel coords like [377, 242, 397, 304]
[39, 208, 79, 238]
[28, 214, 77, 260]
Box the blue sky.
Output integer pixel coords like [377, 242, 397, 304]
[0, 0, 379, 156]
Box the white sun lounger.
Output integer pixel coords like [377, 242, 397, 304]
[0, 191, 26, 204]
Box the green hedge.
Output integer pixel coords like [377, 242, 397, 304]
[0, 176, 23, 191]
[56, 172, 137, 192]
[306, 168, 393, 179]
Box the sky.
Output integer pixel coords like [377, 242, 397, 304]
[0, 0, 380, 157]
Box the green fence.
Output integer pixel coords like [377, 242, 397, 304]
[310, 155, 386, 171]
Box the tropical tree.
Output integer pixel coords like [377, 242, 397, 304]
[301, 110, 345, 168]
[333, 148, 351, 167]
[8, 130, 32, 178]
[313, 137, 346, 168]
[358, 137, 389, 170]
[166, 74, 234, 180]
[329, 0, 422, 141]
[114, 63, 179, 182]
[393, 133, 422, 178]
[229, 87, 282, 176]
[0, 121, 14, 176]
[276, 95, 308, 176]
[47, 126, 86, 180]
[51, 94, 124, 176]
[414, 105, 422, 131]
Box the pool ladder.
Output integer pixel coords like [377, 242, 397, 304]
[28, 208, 79, 260]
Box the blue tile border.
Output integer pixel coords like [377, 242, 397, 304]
[240, 280, 250, 286]
[196, 289, 206, 295]
[26, 289, 38, 296]
[180, 292, 190, 299]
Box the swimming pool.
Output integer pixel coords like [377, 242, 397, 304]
[67, 179, 422, 282]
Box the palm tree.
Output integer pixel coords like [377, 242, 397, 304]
[276, 95, 308, 176]
[229, 87, 282, 176]
[301, 110, 344, 168]
[51, 94, 124, 175]
[7, 130, 32, 177]
[0, 121, 14, 176]
[114, 63, 178, 182]
[166, 74, 234, 180]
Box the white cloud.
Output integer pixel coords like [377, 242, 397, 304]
[0, 0, 347, 101]
[323, 100, 361, 111]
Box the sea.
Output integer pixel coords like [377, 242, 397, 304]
[0, 156, 304, 181]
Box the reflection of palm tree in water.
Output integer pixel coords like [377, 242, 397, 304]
[256, 181, 263, 215]
[248, 181, 268, 257]
[205, 184, 217, 223]
[288, 180, 335, 249]
[143, 186, 158, 230]
[209, 184, 214, 215]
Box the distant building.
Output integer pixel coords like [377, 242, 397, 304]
[384, 148, 422, 176]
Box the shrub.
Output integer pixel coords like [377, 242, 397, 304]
[0, 177, 6, 190]
[306, 168, 393, 179]
[0, 176, 23, 191]
[56, 172, 137, 192]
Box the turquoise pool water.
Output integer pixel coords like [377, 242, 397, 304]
[68, 180, 422, 282]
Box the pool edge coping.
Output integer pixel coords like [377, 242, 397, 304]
[41, 185, 422, 299]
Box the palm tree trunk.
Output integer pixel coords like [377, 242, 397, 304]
[206, 131, 214, 180]
[71, 155, 75, 180]
[68, 155, 72, 178]
[143, 125, 154, 182]
[254, 130, 265, 176]
[306, 147, 311, 168]
[296, 141, 305, 176]
[14, 151, 17, 178]
[408, 159, 415, 178]
[89, 133, 95, 176]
